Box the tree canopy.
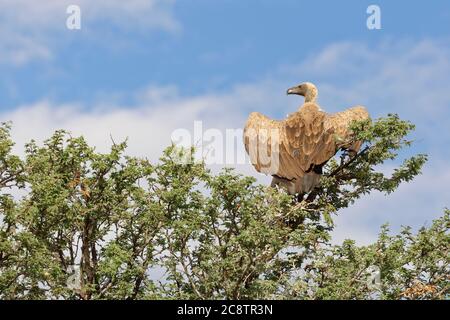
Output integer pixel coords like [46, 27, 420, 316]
[0, 115, 448, 300]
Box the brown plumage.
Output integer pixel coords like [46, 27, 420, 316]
[243, 82, 369, 195]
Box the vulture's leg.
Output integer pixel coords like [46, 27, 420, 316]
[299, 164, 323, 195]
[270, 177, 279, 188]
[300, 173, 321, 194]
[271, 176, 296, 195]
[272, 176, 304, 203]
[296, 193, 305, 203]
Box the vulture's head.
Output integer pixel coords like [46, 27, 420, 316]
[286, 82, 318, 103]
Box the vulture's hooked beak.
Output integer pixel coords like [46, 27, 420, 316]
[286, 86, 301, 95]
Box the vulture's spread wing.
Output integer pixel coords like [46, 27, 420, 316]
[324, 105, 370, 151]
[243, 104, 337, 180]
[244, 112, 284, 175]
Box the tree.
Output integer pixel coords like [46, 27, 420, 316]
[0, 115, 448, 300]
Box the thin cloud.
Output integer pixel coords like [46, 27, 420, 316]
[0, 0, 180, 65]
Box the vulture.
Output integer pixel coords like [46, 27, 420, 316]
[243, 82, 369, 195]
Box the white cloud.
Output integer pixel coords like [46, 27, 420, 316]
[0, 0, 179, 65]
[0, 29, 52, 65]
[331, 163, 450, 245]
[3, 85, 269, 181]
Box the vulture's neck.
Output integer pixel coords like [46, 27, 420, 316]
[299, 102, 321, 113]
[304, 91, 317, 103]
[298, 91, 319, 112]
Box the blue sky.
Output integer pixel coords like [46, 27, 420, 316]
[1, 0, 449, 244]
[3, 0, 450, 108]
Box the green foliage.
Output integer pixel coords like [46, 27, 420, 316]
[0, 115, 447, 300]
[284, 211, 449, 300]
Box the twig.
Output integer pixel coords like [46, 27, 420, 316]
[329, 146, 370, 178]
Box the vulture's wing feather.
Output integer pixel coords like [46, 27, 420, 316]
[324, 105, 370, 151]
[244, 104, 338, 181]
[244, 112, 285, 175]
[284, 106, 337, 174]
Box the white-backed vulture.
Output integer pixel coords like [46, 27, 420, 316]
[243, 82, 369, 195]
